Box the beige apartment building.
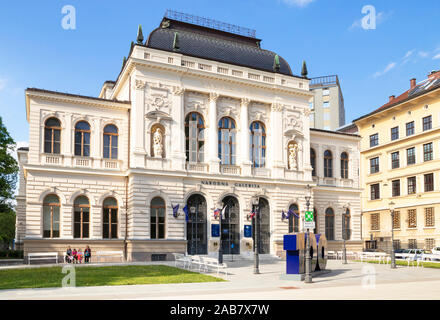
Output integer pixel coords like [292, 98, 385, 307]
[354, 70, 440, 252]
[309, 75, 345, 131]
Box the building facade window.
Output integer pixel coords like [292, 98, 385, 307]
[103, 124, 118, 159]
[423, 115, 432, 131]
[425, 207, 435, 227]
[325, 208, 335, 240]
[393, 211, 400, 230]
[425, 238, 436, 250]
[407, 177, 417, 194]
[391, 152, 400, 169]
[341, 152, 349, 179]
[370, 133, 379, 147]
[408, 239, 417, 249]
[371, 183, 380, 200]
[43, 195, 60, 238]
[371, 213, 380, 231]
[250, 121, 266, 168]
[288, 204, 300, 233]
[424, 173, 434, 192]
[102, 197, 118, 239]
[324, 150, 333, 177]
[370, 157, 379, 174]
[323, 102, 330, 108]
[391, 126, 399, 141]
[423, 143, 433, 162]
[73, 196, 90, 238]
[185, 112, 205, 163]
[310, 148, 316, 177]
[150, 197, 165, 239]
[393, 239, 401, 250]
[408, 209, 417, 228]
[44, 118, 61, 154]
[218, 117, 236, 165]
[406, 121, 415, 136]
[392, 180, 400, 197]
[74, 121, 91, 157]
[407, 147, 416, 165]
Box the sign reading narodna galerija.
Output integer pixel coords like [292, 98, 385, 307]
[201, 180, 260, 189]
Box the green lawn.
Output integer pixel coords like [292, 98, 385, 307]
[355, 259, 440, 269]
[0, 265, 225, 290]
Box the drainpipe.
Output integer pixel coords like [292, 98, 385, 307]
[124, 77, 132, 261]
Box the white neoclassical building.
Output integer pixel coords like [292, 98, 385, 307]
[16, 12, 362, 261]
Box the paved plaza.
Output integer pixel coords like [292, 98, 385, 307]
[1, 259, 440, 300]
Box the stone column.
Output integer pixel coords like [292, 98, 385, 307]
[208, 93, 220, 173]
[131, 79, 147, 168]
[240, 98, 252, 176]
[171, 86, 186, 170]
[270, 102, 284, 179]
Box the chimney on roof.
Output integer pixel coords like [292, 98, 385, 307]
[389, 95, 395, 102]
[410, 78, 417, 90]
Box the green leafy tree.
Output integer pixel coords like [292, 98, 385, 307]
[0, 116, 18, 248]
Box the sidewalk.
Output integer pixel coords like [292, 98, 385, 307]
[1, 260, 440, 299]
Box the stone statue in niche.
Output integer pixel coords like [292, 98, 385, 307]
[288, 142, 298, 170]
[153, 127, 163, 158]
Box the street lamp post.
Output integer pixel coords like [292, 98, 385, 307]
[218, 203, 224, 264]
[252, 197, 260, 274]
[304, 185, 313, 283]
[389, 201, 396, 269]
[342, 205, 349, 264]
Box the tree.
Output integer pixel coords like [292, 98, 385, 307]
[0, 116, 18, 205]
[0, 205, 15, 249]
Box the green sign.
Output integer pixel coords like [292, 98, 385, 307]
[305, 211, 314, 222]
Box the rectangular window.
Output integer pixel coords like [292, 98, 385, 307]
[424, 173, 434, 192]
[425, 207, 435, 227]
[391, 126, 399, 141]
[370, 157, 379, 174]
[391, 152, 400, 169]
[408, 209, 417, 228]
[392, 180, 400, 197]
[406, 121, 415, 136]
[323, 101, 330, 108]
[424, 143, 433, 162]
[393, 211, 400, 230]
[423, 115, 432, 131]
[323, 88, 330, 96]
[408, 239, 418, 249]
[407, 177, 417, 194]
[425, 239, 436, 251]
[324, 112, 330, 121]
[407, 147, 416, 165]
[371, 184, 380, 200]
[393, 239, 401, 250]
[371, 213, 380, 230]
[370, 134, 379, 147]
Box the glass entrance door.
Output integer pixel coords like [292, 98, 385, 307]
[221, 196, 240, 254]
[253, 198, 270, 254]
[186, 194, 207, 255]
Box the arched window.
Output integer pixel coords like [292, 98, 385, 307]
[310, 148, 316, 177]
[44, 118, 61, 154]
[74, 121, 91, 157]
[103, 124, 118, 159]
[288, 204, 300, 233]
[74, 196, 90, 238]
[218, 117, 237, 165]
[43, 195, 60, 238]
[103, 197, 118, 239]
[151, 197, 165, 239]
[185, 112, 205, 163]
[324, 150, 333, 178]
[250, 121, 266, 168]
[343, 209, 351, 240]
[341, 152, 349, 179]
[325, 208, 335, 240]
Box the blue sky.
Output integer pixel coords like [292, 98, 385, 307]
[1, 0, 440, 145]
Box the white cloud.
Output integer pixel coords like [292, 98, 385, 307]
[433, 53, 440, 60]
[349, 10, 393, 31]
[372, 62, 396, 78]
[418, 51, 429, 58]
[280, 0, 314, 7]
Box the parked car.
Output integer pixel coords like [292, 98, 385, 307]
[431, 247, 440, 256]
[395, 249, 424, 260]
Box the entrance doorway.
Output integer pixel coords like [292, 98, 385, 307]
[221, 196, 240, 255]
[186, 194, 207, 255]
[253, 198, 270, 254]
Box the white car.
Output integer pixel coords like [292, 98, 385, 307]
[432, 247, 440, 256]
[395, 249, 424, 260]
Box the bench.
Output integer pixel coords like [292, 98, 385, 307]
[203, 257, 228, 275]
[95, 251, 124, 263]
[360, 252, 389, 264]
[172, 253, 191, 269]
[28, 252, 58, 265]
